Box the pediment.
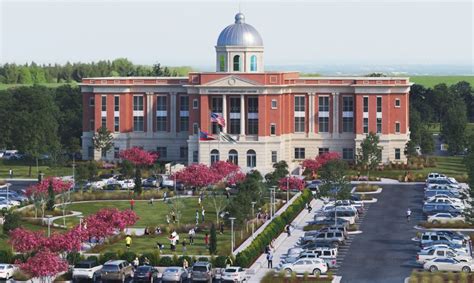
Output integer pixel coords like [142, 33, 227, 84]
[203, 75, 261, 87]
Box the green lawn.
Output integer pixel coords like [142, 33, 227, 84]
[0, 159, 72, 179]
[0, 82, 76, 90]
[410, 76, 474, 88]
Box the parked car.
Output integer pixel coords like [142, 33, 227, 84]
[300, 241, 339, 251]
[0, 201, 12, 210]
[0, 264, 16, 279]
[309, 217, 350, 228]
[0, 197, 20, 207]
[191, 261, 215, 282]
[284, 252, 319, 264]
[427, 213, 465, 224]
[421, 242, 469, 254]
[317, 225, 349, 239]
[426, 195, 465, 206]
[161, 267, 188, 283]
[426, 173, 446, 181]
[425, 198, 465, 211]
[99, 260, 134, 283]
[280, 258, 328, 275]
[72, 260, 102, 282]
[420, 232, 465, 247]
[0, 192, 28, 203]
[221, 266, 246, 283]
[426, 179, 460, 190]
[423, 258, 474, 272]
[133, 265, 160, 283]
[417, 247, 472, 264]
[314, 210, 357, 225]
[306, 231, 346, 247]
[422, 203, 462, 215]
[425, 190, 461, 200]
[142, 176, 159, 188]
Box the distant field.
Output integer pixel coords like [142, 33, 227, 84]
[409, 76, 474, 88]
[0, 82, 76, 90]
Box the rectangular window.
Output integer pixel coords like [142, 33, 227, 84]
[295, 96, 305, 112]
[180, 117, 189, 132]
[230, 119, 240, 135]
[395, 98, 401, 108]
[193, 99, 198, 109]
[295, 117, 305, 133]
[133, 95, 144, 111]
[101, 96, 107, 111]
[318, 148, 329, 156]
[211, 97, 223, 112]
[156, 147, 167, 159]
[363, 118, 369, 134]
[248, 119, 258, 135]
[229, 97, 241, 135]
[90, 119, 95, 131]
[342, 117, 354, 133]
[89, 97, 95, 107]
[363, 97, 369, 112]
[395, 148, 401, 160]
[114, 117, 119, 132]
[157, 96, 167, 111]
[270, 123, 276, 135]
[101, 150, 106, 158]
[319, 96, 329, 112]
[342, 148, 354, 160]
[295, 148, 305, 159]
[395, 122, 400, 133]
[248, 97, 258, 113]
[101, 117, 106, 128]
[319, 117, 329, 133]
[342, 96, 354, 112]
[193, 151, 198, 163]
[376, 97, 382, 112]
[133, 116, 144, 132]
[271, 151, 277, 163]
[193, 123, 199, 135]
[114, 96, 120, 111]
[376, 118, 382, 133]
[271, 99, 277, 109]
[180, 147, 188, 159]
[114, 147, 120, 159]
[156, 117, 167, 131]
[180, 96, 189, 111]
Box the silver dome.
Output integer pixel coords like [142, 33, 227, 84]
[217, 13, 263, 47]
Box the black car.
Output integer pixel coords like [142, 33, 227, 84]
[133, 266, 159, 283]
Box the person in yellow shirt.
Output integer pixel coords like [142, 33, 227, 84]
[125, 235, 132, 249]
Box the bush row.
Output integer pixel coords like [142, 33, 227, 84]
[235, 189, 313, 267]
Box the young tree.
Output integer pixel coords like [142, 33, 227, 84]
[318, 159, 351, 201]
[205, 190, 230, 224]
[264, 161, 289, 187]
[356, 132, 382, 181]
[93, 126, 114, 159]
[2, 212, 20, 235]
[119, 147, 159, 194]
[209, 224, 217, 255]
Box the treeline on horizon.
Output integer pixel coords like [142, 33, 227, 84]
[0, 58, 193, 84]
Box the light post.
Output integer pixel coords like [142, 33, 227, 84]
[78, 215, 84, 231]
[46, 215, 53, 237]
[229, 217, 236, 253]
[6, 183, 9, 206]
[269, 187, 276, 219]
[286, 174, 290, 203]
[251, 201, 256, 238]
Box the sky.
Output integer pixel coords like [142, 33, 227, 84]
[0, 0, 473, 72]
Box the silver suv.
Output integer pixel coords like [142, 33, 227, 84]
[191, 261, 214, 282]
[309, 231, 346, 247]
[99, 260, 134, 283]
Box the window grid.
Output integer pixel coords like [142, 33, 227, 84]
[271, 151, 277, 163]
[133, 116, 144, 132]
[294, 148, 305, 159]
[133, 96, 144, 111]
[246, 150, 256, 168]
[395, 148, 401, 160]
[342, 148, 354, 160]
[363, 97, 369, 112]
[376, 97, 382, 112]
[319, 117, 329, 133]
[319, 96, 329, 112]
[157, 96, 167, 111]
[395, 122, 400, 133]
[318, 148, 329, 156]
[101, 96, 107, 112]
[157, 147, 167, 159]
[270, 124, 276, 135]
[342, 96, 354, 112]
[363, 118, 369, 134]
[295, 96, 305, 112]
[114, 96, 119, 111]
[114, 117, 119, 132]
[342, 117, 354, 133]
[376, 118, 382, 133]
[295, 117, 305, 133]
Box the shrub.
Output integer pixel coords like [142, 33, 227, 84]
[159, 256, 173, 266]
[12, 270, 32, 281]
[66, 252, 83, 265]
[0, 250, 13, 264]
[3, 213, 20, 235]
[355, 184, 379, 192]
[177, 256, 192, 267]
[86, 256, 99, 265]
[12, 254, 26, 263]
[141, 252, 159, 266]
[100, 252, 118, 264]
[198, 257, 209, 262]
[214, 256, 227, 268]
[120, 251, 137, 263]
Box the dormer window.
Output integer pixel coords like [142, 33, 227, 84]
[250, 55, 257, 71]
[233, 55, 241, 71]
[219, 55, 225, 72]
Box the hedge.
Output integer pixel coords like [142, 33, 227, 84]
[235, 189, 313, 267]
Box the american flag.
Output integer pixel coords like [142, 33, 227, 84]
[210, 112, 226, 127]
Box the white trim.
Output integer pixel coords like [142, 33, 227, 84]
[230, 113, 241, 119]
[133, 110, 144, 116]
[395, 121, 401, 134]
[101, 111, 106, 117]
[114, 111, 119, 117]
[248, 113, 259, 119]
[363, 112, 369, 118]
[342, 111, 353, 118]
[156, 111, 167, 117]
[294, 111, 305, 118]
[271, 99, 277, 109]
[395, 98, 401, 108]
[270, 123, 276, 136]
[376, 112, 382, 119]
[193, 99, 199, 109]
[180, 110, 189, 117]
[319, 111, 329, 118]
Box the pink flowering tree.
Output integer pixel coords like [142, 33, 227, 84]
[173, 164, 220, 189]
[210, 161, 246, 186]
[26, 177, 73, 221]
[302, 152, 341, 178]
[19, 250, 68, 283]
[278, 176, 306, 191]
[119, 147, 159, 194]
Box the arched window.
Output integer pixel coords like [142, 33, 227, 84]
[250, 55, 257, 71]
[219, 55, 225, 72]
[233, 55, 240, 71]
[228, 149, 238, 165]
[210, 149, 220, 164]
[246, 149, 256, 168]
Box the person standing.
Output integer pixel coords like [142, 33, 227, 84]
[201, 208, 205, 222]
[130, 198, 135, 211]
[183, 258, 189, 270]
[220, 222, 224, 234]
[198, 195, 202, 206]
[166, 214, 170, 225]
[267, 252, 273, 268]
[171, 211, 176, 223]
[406, 208, 412, 222]
[195, 210, 199, 225]
[225, 256, 233, 268]
[182, 239, 187, 254]
[125, 235, 132, 249]
[133, 257, 139, 268]
[285, 224, 291, 236]
[8, 169, 13, 179]
[204, 233, 209, 248]
[163, 191, 167, 202]
[188, 228, 195, 245]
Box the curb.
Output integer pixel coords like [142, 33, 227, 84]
[351, 186, 383, 195]
[348, 230, 363, 235]
[361, 198, 378, 203]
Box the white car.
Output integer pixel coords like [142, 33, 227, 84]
[425, 198, 465, 210]
[0, 201, 12, 210]
[117, 179, 135, 190]
[424, 258, 474, 272]
[427, 213, 465, 224]
[280, 258, 328, 276]
[426, 173, 446, 181]
[0, 197, 20, 207]
[421, 244, 470, 255]
[221, 266, 246, 283]
[0, 264, 16, 279]
[89, 180, 106, 189]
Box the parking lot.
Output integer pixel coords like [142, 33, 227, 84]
[338, 184, 425, 283]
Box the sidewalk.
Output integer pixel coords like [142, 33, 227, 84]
[245, 198, 323, 283]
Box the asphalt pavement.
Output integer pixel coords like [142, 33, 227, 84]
[338, 184, 424, 283]
[2, 180, 36, 193]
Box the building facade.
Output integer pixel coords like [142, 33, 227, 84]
[81, 13, 411, 174]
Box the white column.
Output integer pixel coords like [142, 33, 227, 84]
[332, 92, 339, 135]
[146, 93, 153, 135]
[222, 94, 227, 133]
[240, 95, 246, 135]
[170, 92, 177, 134]
[308, 93, 314, 134]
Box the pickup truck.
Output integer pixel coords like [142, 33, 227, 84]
[72, 260, 102, 282]
[416, 247, 472, 264]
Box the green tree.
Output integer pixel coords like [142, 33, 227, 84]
[46, 181, 55, 211]
[228, 173, 265, 225]
[440, 94, 467, 155]
[356, 132, 382, 181]
[112, 58, 134, 76]
[209, 223, 217, 255]
[205, 190, 229, 224]
[93, 126, 114, 159]
[120, 160, 135, 179]
[54, 85, 82, 155]
[2, 212, 20, 235]
[18, 67, 33, 84]
[264, 161, 289, 187]
[318, 159, 351, 200]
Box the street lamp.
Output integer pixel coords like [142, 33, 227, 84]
[46, 215, 53, 237]
[251, 202, 256, 238]
[269, 187, 276, 219]
[286, 174, 290, 203]
[6, 183, 10, 206]
[229, 217, 236, 253]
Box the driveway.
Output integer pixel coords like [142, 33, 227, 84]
[338, 184, 424, 283]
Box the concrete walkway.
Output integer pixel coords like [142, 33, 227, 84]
[245, 198, 323, 283]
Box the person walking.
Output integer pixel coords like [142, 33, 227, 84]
[406, 208, 412, 222]
[125, 235, 132, 249]
[220, 222, 224, 234]
[195, 210, 199, 225]
[204, 233, 209, 248]
[267, 252, 273, 268]
[130, 198, 135, 211]
[8, 169, 13, 179]
[285, 224, 291, 236]
[188, 228, 195, 244]
[201, 208, 205, 222]
[183, 258, 189, 269]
